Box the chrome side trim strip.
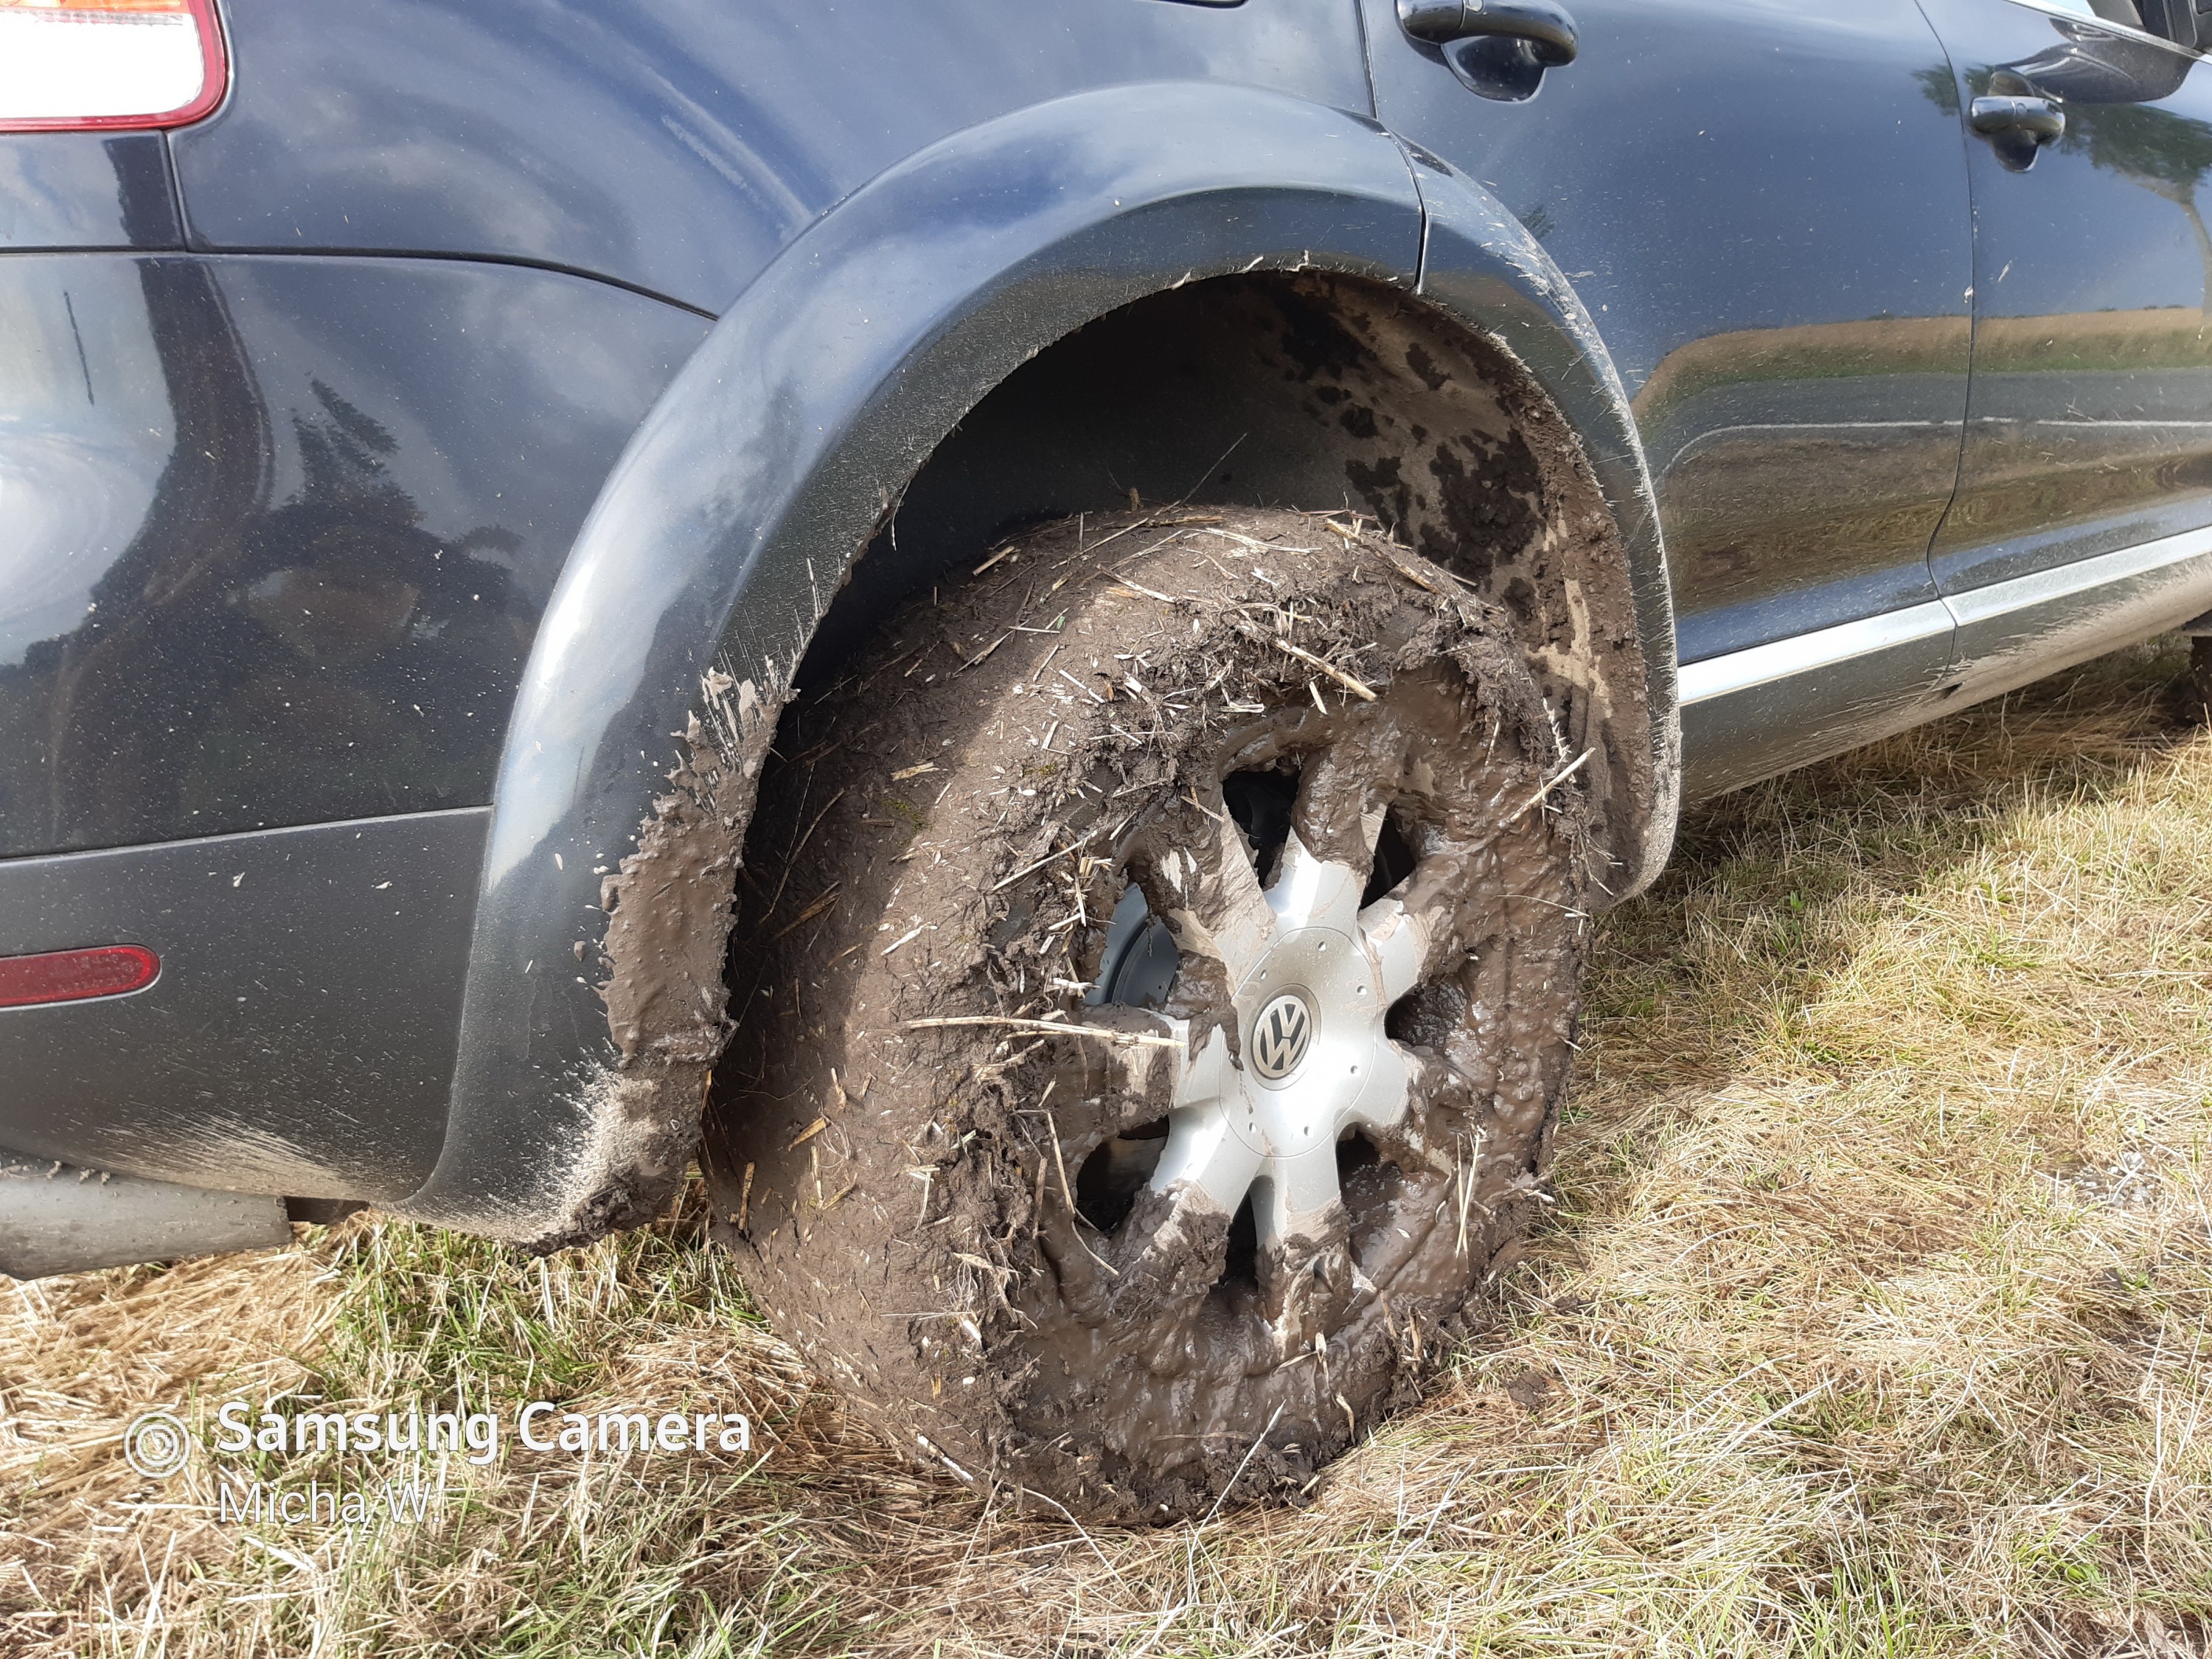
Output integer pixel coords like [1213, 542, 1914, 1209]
[1676, 524, 2212, 712]
[1942, 522, 2212, 627]
[1677, 601, 1952, 707]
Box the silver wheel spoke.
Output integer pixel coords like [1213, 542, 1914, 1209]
[1147, 1102, 1266, 1217]
[1146, 1026, 1262, 1214]
[1288, 724, 1405, 872]
[1252, 1147, 1362, 1340]
[1046, 1006, 1190, 1108]
[1391, 846, 1491, 986]
[1267, 830, 1363, 933]
[1341, 1034, 1414, 1139]
[1149, 803, 1276, 987]
[1256, 1144, 1343, 1250]
[1111, 1041, 1262, 1309]
[1357, 893, 1430, 1006]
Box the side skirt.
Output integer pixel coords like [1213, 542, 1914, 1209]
[1679, 524, 2212, 798]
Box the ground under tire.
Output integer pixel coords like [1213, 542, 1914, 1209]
[706, 508, 1593, 1522]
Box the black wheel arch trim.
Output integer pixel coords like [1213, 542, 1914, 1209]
[1405, 144, 1681, 897]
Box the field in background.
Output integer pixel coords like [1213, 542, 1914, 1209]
[4, 639, 2210, 1658]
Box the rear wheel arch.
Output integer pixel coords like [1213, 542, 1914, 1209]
[393, 88, 1677, 1252]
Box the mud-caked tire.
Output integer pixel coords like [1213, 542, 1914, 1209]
[706, 507, 1593, 1522]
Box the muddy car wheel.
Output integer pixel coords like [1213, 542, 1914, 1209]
[709, 507, 1593, 1521]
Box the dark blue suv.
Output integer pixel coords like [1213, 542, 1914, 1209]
[5, 0, 2211, 1517]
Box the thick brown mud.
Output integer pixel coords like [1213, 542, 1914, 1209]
[706, 508, 1590, 1521]
[512, 669, 784, 1256]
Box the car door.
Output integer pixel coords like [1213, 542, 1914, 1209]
[1915, 0, 2212, 701]
[1363, 0, 1977, 794]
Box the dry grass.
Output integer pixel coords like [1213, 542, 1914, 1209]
[5, 639, 2211, 1657]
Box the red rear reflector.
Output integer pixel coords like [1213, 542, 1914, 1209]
[0, 0, 227, 133]
[0, 944, 160, 1008]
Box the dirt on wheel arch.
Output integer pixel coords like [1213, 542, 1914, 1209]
[704, 507, 1595, 1522]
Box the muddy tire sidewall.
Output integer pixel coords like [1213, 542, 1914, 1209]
[707, 509, 1592, 1521]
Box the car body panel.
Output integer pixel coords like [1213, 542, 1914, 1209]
[1676, 608, 1962, 793]
[3, 0, 2205, 1256]
[0, 807, 483, 1197]
[1673, 0, 2212, 798]
[1363, 0, 1976, 673]
[0, 133, 181, 251]
[168, 0, 1375, 313]
[1918, 0, 2212, 595]
[0, 254, 709, 858]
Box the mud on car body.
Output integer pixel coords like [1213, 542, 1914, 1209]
[7, 0, 2212, 1516]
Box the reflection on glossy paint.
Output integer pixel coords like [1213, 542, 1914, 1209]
[2065, 104, 2212, 287]
[1632, 314, 1971, 642]
[0, 261, 173, 667]
[0, 131, 179, 251]
[174, 0, 1372, 314]
[1363, 0, 1975, 665]
[1921, 0, 2212, 592]
[2, 263, 530, 854]
[0, 256, 706, 858]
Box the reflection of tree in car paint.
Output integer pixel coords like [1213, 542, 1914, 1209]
[177, 378, 531, 838]
[2065, 102, 2212, 296]
[1930, 23, 2212, 297]
[27, 358, 528, 852]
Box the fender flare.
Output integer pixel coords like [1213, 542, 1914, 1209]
[1405, 147, 1681, 897]
[393, 83, 1677, 1246]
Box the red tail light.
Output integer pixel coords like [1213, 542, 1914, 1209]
[0, 0, 226, 133]
[0, 945, 161, 1008]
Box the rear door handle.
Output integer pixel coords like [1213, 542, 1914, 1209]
[1397, 0, 1579, 66]
[1969, 94, 2065, 142]
[1969, 93, 2065, 172]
